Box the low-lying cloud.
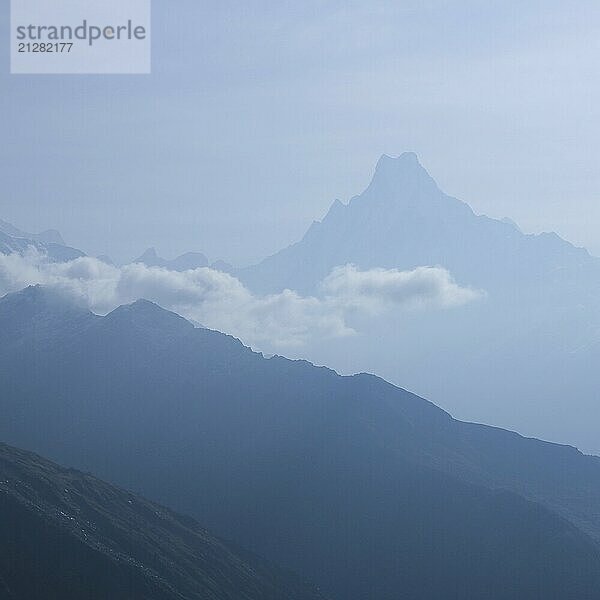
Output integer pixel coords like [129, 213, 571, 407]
[0, 249, 482, 349]
[322, 264, 482, 313]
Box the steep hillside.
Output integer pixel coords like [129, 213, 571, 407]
[0, 442, 327, 600]
[2, 287, 600, 599]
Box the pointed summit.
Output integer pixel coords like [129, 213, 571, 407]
[105, 299, 193, 335]
[141, 247, 158, 259]
[366, 152, 439, 197]
[135, 247, 162, 266]
[377, 151, 420, 167]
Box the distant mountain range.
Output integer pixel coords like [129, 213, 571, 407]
[0, 220, 234, 275]
[239, 152, 598, 296]
[3, 286, 600, 599]
[0, 220, 83, 263]
[135, 247, 210, 271]
[0, 219, 65, 246]
[238, 153, 600, 452]
[135, 247, 233, 273]
[3, 154, 600, 453]
[0, 442, 327, 600]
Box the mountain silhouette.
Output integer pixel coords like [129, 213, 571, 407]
[135, 247, 209, 271]
[237, 153, 600, 452]
[134, 247, 233, 273]
[0, 219, 65, 246]
[0, 221, 84, 263]
[3, 287, 600, 599]
[239, 152, 596, 296]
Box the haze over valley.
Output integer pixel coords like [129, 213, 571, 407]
[2, 153, 600, 452]
[3, 3, 600, 595]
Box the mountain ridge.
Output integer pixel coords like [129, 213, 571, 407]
[0, 219, 65, 246]
[239, 152, 595, 295]
[3, 287, 600, 599]
[134, 247, 235, 273]
[0, 230, 84, 263]
[234, 153, 600, 453]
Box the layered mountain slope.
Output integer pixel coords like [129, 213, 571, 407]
[3, 288, 600, 599]
[0, 442, 327, 600]
[237, 153, 600, 451]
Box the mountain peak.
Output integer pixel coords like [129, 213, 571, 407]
[378, 151, 420, 166]
[374, 152, 424, 174]
[365, 152, 440, 198]
[105, 299, 194, 334]
[1, 285, 80, 312]
[170, 251, 209, 271]
[137, 247, 160, 262]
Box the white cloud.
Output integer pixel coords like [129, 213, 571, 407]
[0, 250, 482, 349]
[322, 264, 483, 314]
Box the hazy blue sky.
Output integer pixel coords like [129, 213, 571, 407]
[1, 0, 599, 264]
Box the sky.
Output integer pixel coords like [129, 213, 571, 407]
[1, 0, 599, 265]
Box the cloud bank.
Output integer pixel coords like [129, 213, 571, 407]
[322, 264, 482, 313]
[0, 250, 482, 349]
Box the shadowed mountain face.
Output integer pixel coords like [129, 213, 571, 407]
[3, 288, 600, 599]
[0, 442, 327, 600]
[237, 153, 600, 452]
